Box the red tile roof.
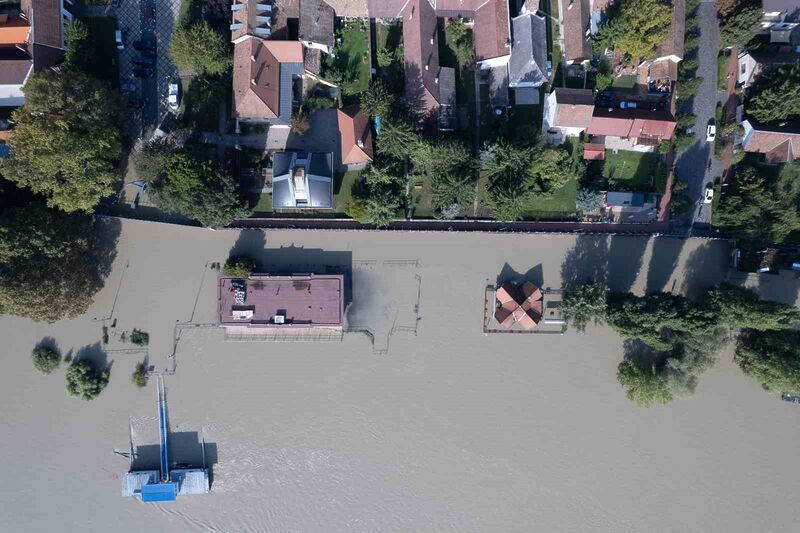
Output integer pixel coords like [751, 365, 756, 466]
[583, 143, 605, 160]
[553, 88, 594, 128]
[232, 38, 303, 120]
[337, 105, 374, 165]
[474, 0, 511, 62]
[744, 128, 800, 163]
[560, 0, 591, 62]
[0, 15, 30, 46]
[588, 108, 676, 140]
[402, 0, 441, 122]
[657, 0, 685, 60]
[494, 281, 543, 330]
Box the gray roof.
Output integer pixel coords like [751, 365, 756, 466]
[121, 471, 160, 497]
[509, 12, 548, 88]
[279, 62, 303, 123]
[0, 48, 33, 85]
[299, 0, 335, 49]
[272, 152, 334, 209]
[606, 192, 647, 207]
[171, 469, 210, 495]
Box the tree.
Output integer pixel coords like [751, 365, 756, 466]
[411, 139, 477, 212]
[347, 187, 401, 227]
[717, 0, 762, 47]
[530, 146, 580, 194]
[664, 329, 728, 397]
[1, 70, 121, 212]
[223, 254, 258, 278]
[364, 164, 403, 187]
[593, 0, 672, 64]
[706, 283, 800, 330]
[133, 139, 173, 184]
[169, 22, 231, 76]
[376, 119, 419, 160]
[483, 142, 536, 221]
[63, 19, 90, 70]
[576, 188, 603, 213]
[131, 361, 148, 388]
[445, 20, 474, 66]
[736, 330, 800, 394]
[147, 148, 250, 228]
[0, 203, 109, 322]
[66, 360, 110, 400]
[747, 63, 800, 124]
[32, 346, 61, 375]
[562, 283, 607, 332]
[617, 358, 673, 407]
[360, 80, 392, 119]
[594, 58, 614, 92]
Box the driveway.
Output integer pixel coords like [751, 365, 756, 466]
[674, 0, 723, 235]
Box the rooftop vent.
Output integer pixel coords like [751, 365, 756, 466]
[274, 314, 285, 324]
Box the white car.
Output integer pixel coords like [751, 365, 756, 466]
[115, 30, 124, 50]
[703, 185, 714, 204]
[168, 83, 179, 110]
[706, 124, 716, 142]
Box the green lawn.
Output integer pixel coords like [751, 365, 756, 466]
[328, 20, 371, 104]
[521, 177, 578, 217]
[373, 21, 404, 94]
[717, 50, 730, 90]
[333, 170, 361, 212]
[612, 75, 637, 90]
[603, 150, 665, 192]
[409, 177, 436, 218]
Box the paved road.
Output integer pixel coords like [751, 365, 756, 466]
[674, 0, 723, 235]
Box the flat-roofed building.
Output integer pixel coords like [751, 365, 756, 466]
[271, 151, 333, 209]
[218, 274, 345, 332]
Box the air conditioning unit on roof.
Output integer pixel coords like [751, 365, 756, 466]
[274, 314, 285, 324]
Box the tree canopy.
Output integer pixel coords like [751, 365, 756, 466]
[169, 22, 231, 76]
[717, 0, 762, 46]
[0, 203, 113, 322]
[736, 330, 800, 394]
[593, 0, 672, 64]
[1, 70, 121, 212]
[66, 360, 110, 400]
[706, 283, 800, 330]
[411, 139, 477, 216]
[562, 282, 607, 332]
[617, 358, 673, 407]
[223, 254, 258, 278]
[747, 63, 800, 125]
[360, 80, 393, 119]
[146, 147, 250, 228]
[32, 346, 61, 375]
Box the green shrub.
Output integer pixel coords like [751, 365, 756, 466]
[131, 362, 148, 388]
[130, 329, 149, 346]
[66, 361, 110, 401]
[32, 346, 61, 375]
[223, 254, 258, 278]
[305, 96, 335, 110]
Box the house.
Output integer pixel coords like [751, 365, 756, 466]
[508, 12, 548, 105]
[761, 0, 800, 33]
[299, 0, 335, 54]
[587, 108, 676, 151]
[559, 0, 591, 64]
[367, 0, 510, 129]
[0, 47, 33, 107]
[337, 105, 373, 169]
[230, 0, 273, 42]
[737, 46, 800, 88]
[232, 39, 304, 124]
[741, 119, 800, 163]
[605, 191, 659, 222]
[271, 151, 334, 209]
[217, 274, 345, 333]
[644, 0, 684, 90]
[542, 87, 594, 144]
[21, 0, 73, 72]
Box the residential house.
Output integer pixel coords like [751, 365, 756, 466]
[217, 273, 345, 333]
[337, 105, 373, 170]
[232, 38, 304, 124]
[508, 12, 548, 105]
[299, 0, 335, 54]
[761, 0, 800, 33]
[741, 119, 800, 163]
[559, 0, 591, 64]
[230, 0, 273, 42]
[367, 0, 509, 129]
[0, 16, 33, 106]
[21, 0, 73, 72]
[737, 46, 800, 88]
[271, 151, 334, 208]
[542, 87, 594, 144]
[587, 107, 676, 152]
[644, 0, 684, 92]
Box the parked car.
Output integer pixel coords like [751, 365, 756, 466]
[703, 184, 714, 204]
[133, 39, 156, 51]
[620, 101, 637, 109]
[121, 81, 137, 93]
[706, 123, 716, 142]
[115, 29, 124, 50]
[132, 55, 155, 66]
[132, 67, 154, 78]
[596, 97, 614, 108]
[168, 83, 179, 110]
[782, 393, 800, 404]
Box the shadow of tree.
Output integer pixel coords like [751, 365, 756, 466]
[560, 235, 610, 289]
[645, 237, 686, 293]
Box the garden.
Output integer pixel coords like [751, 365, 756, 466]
[325, 20, 371, 104]
[598, 150, 668, 193]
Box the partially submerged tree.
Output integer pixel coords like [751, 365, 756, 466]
[131, 361, 148, 388]
[32, 346, 61, 375]
[736, 330, 800, 394]
[66, 360, 110, 401]
[562, 282, 608, 332]
[706, 283, 800, 330]
[1, 70, 121, 212]
[223, 254, 258, 278]
[169, 22, 232, 76]
[617, 358, 673, 407]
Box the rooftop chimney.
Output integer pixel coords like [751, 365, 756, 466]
[357, 139, 364, 148]
[251, 78, 257, 85]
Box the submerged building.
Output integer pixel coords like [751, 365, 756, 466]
[218, 273, 345, 333]
[121, 376, 210, 502]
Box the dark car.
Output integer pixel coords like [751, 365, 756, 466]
[121, 81, 137, 92]
[132, 55, 155, 66]
[132, 67, 154, 78]
[782, 394, 800, 404]
[126, 97, 144, 109]
[133, 39, 156, 51]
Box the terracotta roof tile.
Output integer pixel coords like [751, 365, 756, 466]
[560, 0, 591, 62]
[337, 105, 374, 165]
[588, 108, 676, 140]
[0, 15, 31, 46]
[744, 128, 800, 163]
[553, 88, 594, 128]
